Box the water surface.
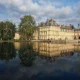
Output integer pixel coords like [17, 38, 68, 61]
[0, 42, 80, 80]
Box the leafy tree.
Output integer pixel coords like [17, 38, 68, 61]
[0, 21, 5, 40]
[19, 15, 36, 40]
[0, 21, 16, 40]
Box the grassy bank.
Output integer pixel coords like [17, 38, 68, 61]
[0, 40, 80, 43]
[0, 40, 21, 42]
[0, 39, 33, 42]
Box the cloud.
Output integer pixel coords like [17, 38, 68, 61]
[0, 0, 79, 26]
[74, 1, 80, 17]
[56, 17, 80, 27]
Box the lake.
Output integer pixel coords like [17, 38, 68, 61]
[0, 42, 80, 80]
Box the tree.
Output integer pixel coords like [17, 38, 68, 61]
[19, 15, 36, 40]
[0, 21, 16, 40]
[0, 21, 5, 40]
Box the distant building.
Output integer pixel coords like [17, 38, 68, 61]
[33, 19, 75, 40]
[74, 29, 80, 40]
[14, 33, 20, 40]
[33, 28, 39, 40]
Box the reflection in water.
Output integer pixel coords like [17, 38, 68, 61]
[0, 42, 80, 80]
[0, 42, 16, 61]
[19, 42, 36, 67]
[14, 42, 21, 50]
[0, 42, 80, 64]
[33, 42, 76, 62]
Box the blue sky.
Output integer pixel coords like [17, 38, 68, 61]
[0, 0, 80, 27]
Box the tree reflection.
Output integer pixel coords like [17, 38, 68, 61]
[19, 42, 36, 67]
[0, 42, 16, 61]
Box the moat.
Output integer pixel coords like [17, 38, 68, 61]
[0, 42, 80, 80]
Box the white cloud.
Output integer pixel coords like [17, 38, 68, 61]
[74, 1, 80, 17]
[0, 0, 78, 26]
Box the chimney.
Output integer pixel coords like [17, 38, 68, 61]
[70, 24, 72, 27]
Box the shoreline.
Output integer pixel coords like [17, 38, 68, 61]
[0, 40, 80, 43]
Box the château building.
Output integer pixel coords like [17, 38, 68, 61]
[33, 19, 76, 41]
[74, 29, 80, 40]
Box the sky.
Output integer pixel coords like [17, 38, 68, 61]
[0, 0, 80, 27]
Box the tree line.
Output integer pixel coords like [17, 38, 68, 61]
[0, 15, 36, 41]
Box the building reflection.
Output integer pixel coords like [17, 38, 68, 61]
[33, 42, 79, 62]
[14, 42, 21, 50]
[0, 42, 80, 65]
